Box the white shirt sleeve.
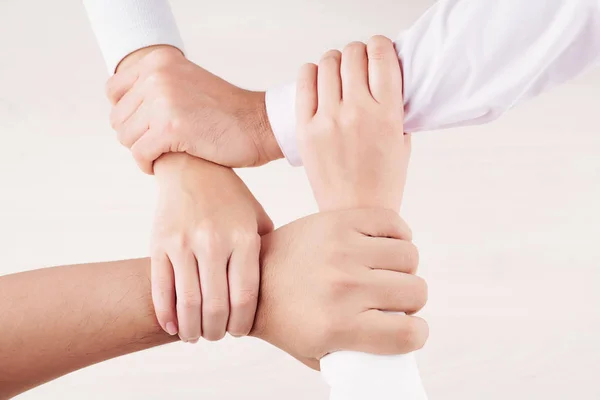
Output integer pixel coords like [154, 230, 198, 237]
[266, 0, 600, 166]
[321, 346, 428, 400]
[82, 0, 185, 74]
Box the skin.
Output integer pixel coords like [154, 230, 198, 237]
[296, 33, 426, 351]
[152, 155, 273, 341]
[297, 35, 411, 213]
[107, 45, 282, 173]
[0, 209, 427, 399]
[113, 48, 273, 342]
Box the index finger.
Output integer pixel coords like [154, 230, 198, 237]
[367, 35, 403, 106]
[344, 208, 412, 241]
[105, 67, 140, 105]
[296, 63, 318, 124]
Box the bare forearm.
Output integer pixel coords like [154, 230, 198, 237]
[0, 258, 175, 398]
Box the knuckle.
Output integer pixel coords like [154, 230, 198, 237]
[105, 80, 116, 102]
[169, 115, 184, 134]
[179, 291, 201, 309]
[130, 143, 147, 165]
[145, 70, 166, 86]
[195, 229, 226, 255]
[152, 278, 173, 297]
[117, 129, 133, 149]
[152, 290, 174, 314]
[170, 234, 190, 252]
[312, 116, 338, 137]
[145, 69, 175, 94]
[145, 48, 180, 68]
[380, 207, 400, 222]
[109, 110, 122, 132]
[204, 299, 229, 318]
[399, 318, 427, 351]
[395, 216, 413, 240]
[410, 277, 429, 311]
[340, 107, 363, 130]
[231, 288, 258, 310]
[403, 242, 420, 273]
[233, 229, 260, 246]
[327, 271, 360, 299]
[367, 35, 393, 60]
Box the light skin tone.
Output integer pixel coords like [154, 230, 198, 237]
[107, 37, 412, 344]
[297, 36, 411, 213]
[114, 48, 272, 342]
[0, 209, 427, 399]
[296, 34, 425, 340]
[152, 154, 273, 341]
[105, 36, 422, 352]
[107, 45, 282, 173]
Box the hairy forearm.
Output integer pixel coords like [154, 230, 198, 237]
[0, 258, 176, 399]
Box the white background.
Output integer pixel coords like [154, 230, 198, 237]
[1, 0, 599, 399]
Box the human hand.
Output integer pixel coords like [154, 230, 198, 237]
[250, 208, 427, 370]
[106, 46, 283, 174]
[152, 153, 273, 342]
[297, 36, 410, 213]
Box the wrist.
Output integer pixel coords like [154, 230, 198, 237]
[248, 91, 284, 164]
[154, 153, 233, 191]
[116, 45, 184, 73]
[154, 153, 203, 184]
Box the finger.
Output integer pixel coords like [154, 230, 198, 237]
[106, 67, 140, 105]
[130, 128, 171, 175]
[363, 270, 427, 314]
[341, 41, 370, 101]
[109, 86, 143, 134]
[367, 35, 403, 105]
[347, 208, 412, 241]
[360, 238, 419, 274]
[317, 50, 342, 112]
[171, 250, 202, 343]
[226, 234, 260, 337]
[197, 243, 230, 341]
[115, 103, 150, 150]
[151, 252, 178, 336]
[296, 63, 318, 124]
[346, 310, 429, 354]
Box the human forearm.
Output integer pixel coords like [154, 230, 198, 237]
[0, 210, 427, 398]
[0, 258, 175, 399]
[268, 0, 600, 166]
[296, 39, 427, 400]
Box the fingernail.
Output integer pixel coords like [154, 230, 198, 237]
[189, 338, 199, 344]
[165, 322, 178, 336]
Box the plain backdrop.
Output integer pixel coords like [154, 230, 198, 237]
[1, 0, 600, 399]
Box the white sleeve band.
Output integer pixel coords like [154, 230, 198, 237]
[321, 351, 427, 400]
[321, 311, 428, 399]
[83, 0, 185, 74]
[266, 0, 600, 166]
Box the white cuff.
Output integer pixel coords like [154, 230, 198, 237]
[266, 0, 600, 167]
[265, 83, 302, 166]
[83, 0, 185, 74]
[321, 351, 427, 400]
